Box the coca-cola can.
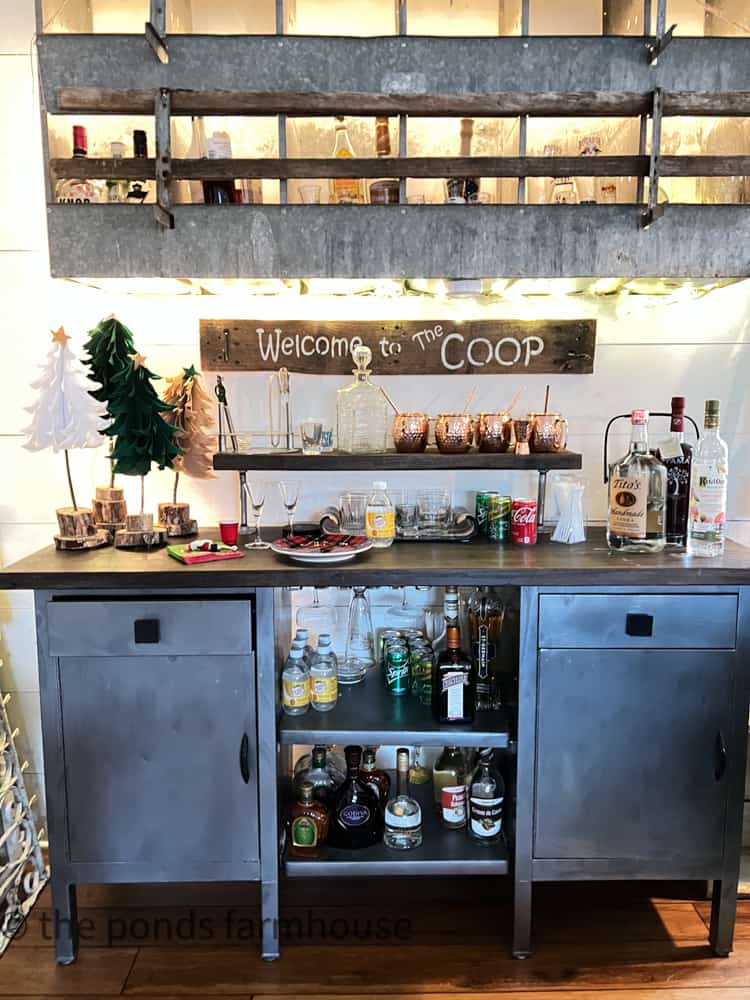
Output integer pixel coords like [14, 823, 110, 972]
[511, 498, 538, 545]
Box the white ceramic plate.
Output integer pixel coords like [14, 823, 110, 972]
[270, 539, 373, 564]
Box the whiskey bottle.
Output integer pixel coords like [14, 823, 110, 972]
[293, 744, 346, 785]
[384, 748, 423, 851]
[360, 747, 391, 808]
[687, 399, 729, 558]
[432, 745, 467, 830]
[55, 125, 103, 204]
[657, 395, 693, 547]
[608, 410, 666, 553]
[330, 117, 365, 205]
[287, 781, 329, 859]
[328, 745, 383, 849]
[433, 586, 475, 724]
[467, 587, 505, 711]
[293, 745, 340, 806]
[468, 748, 504, 845]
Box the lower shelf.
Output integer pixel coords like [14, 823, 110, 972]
[284, 780, 509, 878]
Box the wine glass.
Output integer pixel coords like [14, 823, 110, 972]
[242, 481, 271, 550]
[278, 480, 302, 537]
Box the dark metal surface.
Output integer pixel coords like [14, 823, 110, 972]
[213, 450, 583, 471]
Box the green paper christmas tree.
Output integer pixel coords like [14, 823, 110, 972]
[105, 352, 181, 511]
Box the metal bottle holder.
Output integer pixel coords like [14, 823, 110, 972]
[603, 412, 700, 483]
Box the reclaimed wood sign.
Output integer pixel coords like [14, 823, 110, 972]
[199, 319, 596, 375]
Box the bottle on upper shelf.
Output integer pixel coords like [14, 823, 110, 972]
[468, 748, 504, 845]
[369, 116, 400, 206]
[433, 586, 475, 724]
[328, 745, 384, 849]
[105, 140, 128, 204]
[467, 586, 505, 712]
[286, 781, 329, 858]
[330, 117, 365, 205]
[607, 409, 666, 553]
[203, 131, 238, 205]
[656, 396, 693, 547]
[445, 117, 481, 204]
[336, 344, 391, 454]
[55, 125, 104, 204]
[384, 747, 423, 851]
[126, 130, 150, 205]
[687, 399, 729, 558]
[577, 133, 601, 205]
[365, 481, 395, 549]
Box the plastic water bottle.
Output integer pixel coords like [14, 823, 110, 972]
[365, 480, 395, 549]
[310, 633, 339, 713]
[281, 646, 310, 716]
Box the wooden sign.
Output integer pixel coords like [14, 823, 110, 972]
[200, 319, 596, 375]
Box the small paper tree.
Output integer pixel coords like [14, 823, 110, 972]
[105, 352, 181, 514]
[23, 327, 109, 549]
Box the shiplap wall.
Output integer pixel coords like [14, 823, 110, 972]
[2, 1, 750, 835]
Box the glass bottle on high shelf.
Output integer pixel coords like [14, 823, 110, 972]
[369, 116, 400, 205]
[106, 141, 128, 204]
[467, 587, 505, 712]
[186, 116, 207, 204]
[384, 748, 423, 851]
[577, 133, 601, 205]
[203, 131, 237, 205]
[445, 118, 480, 204]
[468, 748, 504, 845]
[336, 345, 391, 453]
[328, 745, 384, 849]
[360, 747, 391, 809]
[688, 399, 729, 558]
[607, 410, 667, 553]
[55, 125, 103, 204]
[126, 130, 150, 205]
[433, 586, 475, 724]
[657, 396, 693, 547]
[432, 745, 467, 830]
[330, 117, 365, 205]
[286, 781, 329, 859]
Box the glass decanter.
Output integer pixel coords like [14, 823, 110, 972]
[341, 586, 375, 684]
[336, 345, 391, 454]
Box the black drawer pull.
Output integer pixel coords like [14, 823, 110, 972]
[239, 733, 250, 784]
[714, 731, 728, 782]
[625, 613, 653, 637]
[134, 619, 160, 644]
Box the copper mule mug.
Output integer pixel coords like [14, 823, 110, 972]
[475, 412, 513, 453]
[392, 412, 430, 453]
[529, 412, 568, 453]
[435, 413, 475, 454]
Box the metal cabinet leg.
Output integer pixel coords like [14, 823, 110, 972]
[512, 879, 532, 959]
[50, 880, 78, 965]
[261, 880, 280, 961]
[709, 878, 738, 957]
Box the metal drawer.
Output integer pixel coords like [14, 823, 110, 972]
[47, 599, 253, 657]
[539, 594, 737, 650]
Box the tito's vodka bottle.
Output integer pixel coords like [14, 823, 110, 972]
[687, 399, 728, 558]
[607, 410, 666, 553]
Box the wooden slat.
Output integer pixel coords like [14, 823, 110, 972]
[0, 947, 136, 996]
[250, 994, 750, 1000]
[55, 87, 750, 118]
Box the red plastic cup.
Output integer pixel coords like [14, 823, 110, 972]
[219, 521, 239, 546]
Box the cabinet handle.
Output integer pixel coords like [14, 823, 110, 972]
[134, 619, 160, 644]
[625, 613, 653, 637]
[714, 730, 728, 782]
[239, 733, 250, 784]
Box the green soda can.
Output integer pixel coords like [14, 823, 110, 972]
[380, 628, 402, 665]
[487, 495, 512, 543]
[385, 645, 410, 696]
[476, 491, 499, 536]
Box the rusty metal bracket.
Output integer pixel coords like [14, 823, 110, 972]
[154, 88, 174, 230]
[645, 23, 676, 64]
[146, 1, 168, 64]
[641, 87, 664, 230]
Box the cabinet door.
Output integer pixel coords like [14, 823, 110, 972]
[534, 649, 732, 864]
[59, 654, 258, 872]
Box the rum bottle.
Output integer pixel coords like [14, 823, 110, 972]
[287, 781, 329, 859]
[328, 745, 383, 849]
[467, 587, 504, 711]
[433, 586, 475, 724]
[657, 395, 693, 547]
[687, 399, 729, 558]
[607, 409, 666, 553]
[330, 117, 365, 204]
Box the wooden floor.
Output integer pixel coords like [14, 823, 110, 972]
[2, 879, 750, 998]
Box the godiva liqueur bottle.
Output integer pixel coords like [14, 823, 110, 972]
[328, 745, 383, 849]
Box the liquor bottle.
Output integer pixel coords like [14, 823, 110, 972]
[328, 745, 384, 849]
[360, 747, 391, 807]
[657, 396, 693, 547]
[688, 399, 729, 558]
[203, 131, 237, 205]
[126, 130, 150, 204]
[384, 748, 423, 850]
[293, 745, 340, 806]
[467, 587, 505, 711]
[105, 141, 128, 203]
[433, 586, 475, 724]
[330, 117, 365, 205]
[607, 410, 667, 553]
[577, 133, 601, 205]
[310, 634, 338, 713]
[336, 344, 391, 453]
[368, 116, 400, 205]
[293, 744, 346, 785]
[432, 745, 467, 830]
[468, 748, 504, 845]
[286, 781, 329, 858]
[281, 646, 310, 716]
[55, 125, 103, 204]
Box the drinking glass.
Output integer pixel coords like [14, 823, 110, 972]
[390, 489, 418, 538]
[300, 420, 323, 455]
[277, 480, 302, 536]
[320, 426, 335, 452]
[339, 491, 369, 533]
[341, 586, 374, 685]
[416, 488, 452, 530]
[242, 481, 271, 550]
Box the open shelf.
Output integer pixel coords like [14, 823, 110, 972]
[279, 671, 510, 748]
[285, 777, 509, 877]
[214, 448, 582, 472]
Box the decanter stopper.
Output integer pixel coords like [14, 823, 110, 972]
[352, 344, 373, 374]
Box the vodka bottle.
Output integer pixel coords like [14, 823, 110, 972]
[607, 410, 666, 553]
[687, 400, 729, 558]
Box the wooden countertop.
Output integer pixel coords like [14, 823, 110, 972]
[2, 530, 750, 590]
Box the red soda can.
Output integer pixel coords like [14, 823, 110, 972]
[511, 499, 538, 545]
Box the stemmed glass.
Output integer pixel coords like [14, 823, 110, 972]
[278, 480, 302, 537]
[242, 481, 271, 550]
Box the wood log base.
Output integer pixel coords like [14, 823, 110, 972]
[56, 507, 98, 538]
[125, 513, 154, 532]
[158, 502, 198, 538]
[114, 525, 168, 549]
[54, 529, 110, 551]
[98, 520, 127, 542]
[93, 486, 128, 527]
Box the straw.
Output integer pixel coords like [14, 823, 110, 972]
[505, 386, 524, 415]
[379, 385, 400, 415]
[463, 386, 478, 414]
[543, 384, 551, 414]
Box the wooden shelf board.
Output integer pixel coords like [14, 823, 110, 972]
[213, 449, 583, 472]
